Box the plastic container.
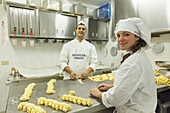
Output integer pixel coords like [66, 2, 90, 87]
[47, 0, 61, 11]
[21, 40, 26, 47]
[61, 0, 73, 13]
[74, 3, 86, 15]
[12, 38, 17, 46]
[29, 39, 34, 46]
[86, 7, 95, 17]
[96, 2, 111, 21]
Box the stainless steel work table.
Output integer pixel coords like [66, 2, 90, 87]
[6, 78, 115, 113]
[5, 77, 169, 113]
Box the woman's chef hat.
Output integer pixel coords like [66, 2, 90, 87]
[77, 20, 87, 28]
[115, 17, 151, 49]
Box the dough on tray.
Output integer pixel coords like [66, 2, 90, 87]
[68, 90, 76, 95]
[61, 94, 93, 106]
[20, 83, 36, 101]
[18, 102, 46, 113]
[46, 79, 56, 94]
[88, 73, 114, 82]
[38, 97, 72, 112]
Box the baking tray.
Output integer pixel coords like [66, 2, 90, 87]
[6, 79, 114, 113]
[155, 61, 170, 69]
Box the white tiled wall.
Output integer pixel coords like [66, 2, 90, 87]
[0, 4, 170, 112]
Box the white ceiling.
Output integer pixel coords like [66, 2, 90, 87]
[71, 0, 110, 6]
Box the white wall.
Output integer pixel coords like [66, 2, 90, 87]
[146, 34, 170, 69]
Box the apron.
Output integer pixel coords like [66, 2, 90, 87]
[113, 106, 156, 113]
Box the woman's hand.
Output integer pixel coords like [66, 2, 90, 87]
[98, 83, 113, 90]
[90, 88, 102, 98]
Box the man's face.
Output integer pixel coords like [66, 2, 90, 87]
[75, 25, 86, 39]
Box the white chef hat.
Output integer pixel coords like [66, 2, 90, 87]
[115, 17, 151, 49]
[77, 20, 87, 28]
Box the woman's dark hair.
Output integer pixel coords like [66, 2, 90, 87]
[120, 37, 147, 64]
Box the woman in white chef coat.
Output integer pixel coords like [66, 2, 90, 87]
[90, 17, 157, 113]
[60, 20, 98, 80]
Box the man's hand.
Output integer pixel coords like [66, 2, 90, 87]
[90, 88, 102, 98]
[81, 72, 88, 79]
[70, 71, 77, 80]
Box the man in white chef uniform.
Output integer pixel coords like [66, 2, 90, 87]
[60, 20, 98, 80]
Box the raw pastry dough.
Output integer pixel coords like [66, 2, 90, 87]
[46, 79, 56, 94]
[68, 90, 76, 95]
[61, 94, 93, 106]
[20, 83, 36, 101]
[77, 78, 85, 85]
[18, 102, 28, 110]
[155, 75, 170, 87]
[18, 102, 46, 113]
[88, 73, 114, 82]
[37, 97, 46, 105]
[38, 97, 72, 112]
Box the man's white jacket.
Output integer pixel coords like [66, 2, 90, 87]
[60, 38, 98, 79]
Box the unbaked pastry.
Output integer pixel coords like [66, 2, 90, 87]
[68, 90, 76, 95]
[20, 83, 36, 101]
[37, 97, 72, 112]
[61, 94, 93, 106]
[88, 73, 114, 82]
[18, 102, 46, 113]
[46, 79, 56, 94]
[77, 78, 85, 85]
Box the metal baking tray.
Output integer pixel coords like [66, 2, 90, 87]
[155, 61, 170, 69]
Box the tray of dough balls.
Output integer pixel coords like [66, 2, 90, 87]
[6, 78, 113, 113]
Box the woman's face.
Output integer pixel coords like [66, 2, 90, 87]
[116, 31, 140, 51]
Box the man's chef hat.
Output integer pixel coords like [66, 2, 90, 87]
[77, 20, 87, 28]
[115, 17, 151, 49]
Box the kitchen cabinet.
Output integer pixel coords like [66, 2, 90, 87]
[137, 0, 170, 33]
[18, 8, 27, 35]
[39, 10, 55, 38]
[39, 10, 77, 39]
[88, 18, 98, 39]
[83, 17, 108, 41]
[7, 5, 36, 37]
[8, 6, 20, 35]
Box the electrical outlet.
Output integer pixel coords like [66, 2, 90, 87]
[1, 61, 9, 65]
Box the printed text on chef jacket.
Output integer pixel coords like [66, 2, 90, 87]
[72, 54, 86, 59]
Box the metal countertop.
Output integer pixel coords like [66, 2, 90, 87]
[6, 78, 114, 113]
[6, 77, 169, 113]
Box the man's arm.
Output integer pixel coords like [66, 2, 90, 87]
[64, 66, 77, 79]
[85, 67, 94, 75]
[81, 67, 94, 79]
